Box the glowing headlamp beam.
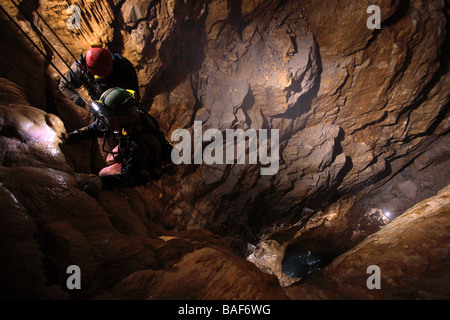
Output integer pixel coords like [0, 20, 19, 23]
[91, 101, 100, 112]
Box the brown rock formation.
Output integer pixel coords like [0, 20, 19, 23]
[0, 0, 448, 300]
[0, 74, 286, 299]
[285, 185, 450, 300]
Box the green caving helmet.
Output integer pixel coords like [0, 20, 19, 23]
[97, 87, 137, 117]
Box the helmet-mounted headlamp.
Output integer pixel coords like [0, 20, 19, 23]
[95, 88, 137, 117]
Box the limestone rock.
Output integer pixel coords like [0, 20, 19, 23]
[0, 76, 284, 299]
[247, 197, 390, 288]
[304, 0, 398, 56]
[9, 0, 446, 238]
[0, 79, 69, 171]
[0, 0, 448, 300]
[0, 184, 53, 299]
[285, 185, 450, 299]
[274, 124, 347, 210]
[101, 246, 288, 300]
[0, 8, 47, 110]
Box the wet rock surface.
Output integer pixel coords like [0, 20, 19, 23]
[0, 0, 449, 299]
[0, 78, 287, 299]
[285, 185, 450, 300]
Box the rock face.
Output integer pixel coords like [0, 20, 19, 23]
[285, 185, 450, 300]
[0, 78, 287, 299]
[0, 0, 449, 299]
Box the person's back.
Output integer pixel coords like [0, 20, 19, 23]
[100, 53, 140, 102]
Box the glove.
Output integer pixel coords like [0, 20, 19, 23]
[77, 174, 103, 196]
[63, 131, 81, 145]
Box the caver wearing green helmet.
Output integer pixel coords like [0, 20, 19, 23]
[95, 87, 138, 117]
[63, 87, 173, 194]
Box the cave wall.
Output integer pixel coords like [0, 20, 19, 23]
[9, 0, 447, 234]
[0, 1, 288, 299]
[285, 185, 450, 300]
[124, 0, 449, 244]
[0, 0, 449, 299]
[0, 74, 287, 299]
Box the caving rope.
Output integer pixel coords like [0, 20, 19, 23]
[0, 3, 77, 95]
[149, 180, 208, 229]
[0, 1, 94, 106]
[0, 0, 211, 230]
[7, 0, 102, 100]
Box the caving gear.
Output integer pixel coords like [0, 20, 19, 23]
[85, 47, 114, 78]
[91, 87, 173, 162]
[96, 88, 137, 117]
[90, 43, 103, 49]
[59, 51, 140, 108]
[3, 1, 208, 230]
[65, 91, 174, 189]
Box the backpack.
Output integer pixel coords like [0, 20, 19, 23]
[138, 110, 174, 170]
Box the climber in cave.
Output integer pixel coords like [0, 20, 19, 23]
[63, 87, 172, 195]
[58, 44, 140, 110]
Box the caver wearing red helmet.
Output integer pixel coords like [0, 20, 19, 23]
[85, 47, 114, 78]
[58, 44, 140, 110]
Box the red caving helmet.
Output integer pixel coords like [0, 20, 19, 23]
[85, 47, 113, 78]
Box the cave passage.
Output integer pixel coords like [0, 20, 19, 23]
[281, 247, 326, 278]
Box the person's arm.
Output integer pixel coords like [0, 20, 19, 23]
[64, 119, 105, 144]
[58, 61, 86, 108]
